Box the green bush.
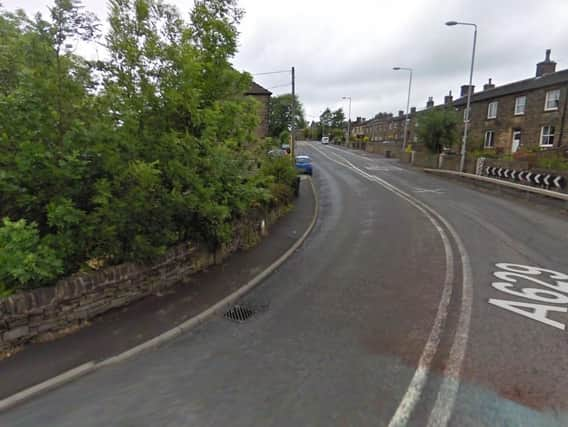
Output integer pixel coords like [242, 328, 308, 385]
[536, 156, 568, 171]
[416, 108, 459, 153]
[331, 128, 345, 143]
[0, 218, 64, 290]
[261, 156, 297, 186]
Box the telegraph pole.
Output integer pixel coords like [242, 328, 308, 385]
[291, 66, 296, 157]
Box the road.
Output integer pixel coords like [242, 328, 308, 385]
[2, 142, 568, 426]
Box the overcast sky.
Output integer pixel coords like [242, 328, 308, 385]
[5, 0, 568, 122]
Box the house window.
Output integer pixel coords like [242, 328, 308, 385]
[544, 89, 560, 111]
[484, 130, 495, 148]
[514, 96, 526, 115]
[487, 101, 498, 119]
[540, 126, 555, 147]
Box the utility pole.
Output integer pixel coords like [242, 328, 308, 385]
[342, 97, 352, 146]
[446, 21, 478, 172]
[291, 66, 296, 157]
[392, 67, 413, 151]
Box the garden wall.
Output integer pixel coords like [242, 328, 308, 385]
[0, 205, 287, 352]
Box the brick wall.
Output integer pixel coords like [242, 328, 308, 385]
[0, 205, 287, 352]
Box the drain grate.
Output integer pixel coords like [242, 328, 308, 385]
[224, 305, 255, 322]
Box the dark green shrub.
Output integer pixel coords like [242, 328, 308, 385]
[0, 218, 63, 290]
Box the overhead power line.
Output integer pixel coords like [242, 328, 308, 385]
[267, 83, 291, 90]
[252, 70, 290, 76]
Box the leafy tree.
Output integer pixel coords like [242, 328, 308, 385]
[268, 93, 305, 137]
[0, 0, 297, 291]
[415, 108, 459, 153]
[319, 108, 332, 130]
[330, 108, 345, 129]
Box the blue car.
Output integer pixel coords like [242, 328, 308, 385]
[295, 155, 313, 175]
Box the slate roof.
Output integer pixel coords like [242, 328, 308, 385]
[453, 69, 568, 106]
[245, 82, 272, 96]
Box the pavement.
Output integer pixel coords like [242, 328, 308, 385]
[0, 177, 315, 402]
[1, 141, 568, 426]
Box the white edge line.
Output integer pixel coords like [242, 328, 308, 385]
[426, 225, 473, 427]
[311, 144, 473, 427]
[0, 178, 320, 413]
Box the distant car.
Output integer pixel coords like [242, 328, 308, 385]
[321, 137, 329, 145]
[281, 143, 291, 154]
[295, 155, 313, 175]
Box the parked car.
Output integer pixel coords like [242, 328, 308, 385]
[281, 143, 291, 154]
[321, 137, 329, 145]
[295, 155, 313, 175]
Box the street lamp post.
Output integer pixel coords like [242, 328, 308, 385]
[342, 96, 352, 146]
[392, 67, 413, 151]
[446, 21, 477, 173]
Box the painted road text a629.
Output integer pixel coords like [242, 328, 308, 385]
[489, 263, 568, 330]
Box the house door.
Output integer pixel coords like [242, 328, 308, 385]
[511, 130, 521, 153]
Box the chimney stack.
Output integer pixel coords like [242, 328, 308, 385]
[460, 85, 475, 97]
[483, 78, 495, 91]
[398, 110, 404, 117]
[426, 97, 434, 108]
[410, 106, 416, 114]
[444, 90, 453, 105]
[536, 49, 556, 77]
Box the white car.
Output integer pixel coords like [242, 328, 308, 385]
[321, 137, 330, 145]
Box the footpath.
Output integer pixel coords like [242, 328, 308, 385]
[0, 177, 317, 402]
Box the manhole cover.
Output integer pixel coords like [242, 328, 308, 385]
[224, 305, 255, 322]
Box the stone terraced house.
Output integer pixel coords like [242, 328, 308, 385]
[245, 82, 272, 139]
[352, 50, 568, 154]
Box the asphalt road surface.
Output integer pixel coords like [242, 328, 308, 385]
[2, 142, 568, 426]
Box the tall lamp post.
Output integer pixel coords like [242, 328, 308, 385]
[446, 20, 477, 173]
[342, 96, 352, 146]
[392, 67, 413, 151]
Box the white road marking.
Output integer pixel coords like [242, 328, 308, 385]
[308, 143, 474, 427]
[324, 144, 404, 171]
[489, 299, 566, 330]
[364, 165, 400, 172]
[413, 188, 445, 194]
[489, 264, 568, 330]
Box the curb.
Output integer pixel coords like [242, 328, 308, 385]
[0, 177, 319, 413]
[423, 168, 568, 202]
[0, 363, 96, 412]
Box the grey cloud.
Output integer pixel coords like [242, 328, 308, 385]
[235, 0, 568, 119]
[6, 0, 567, 120]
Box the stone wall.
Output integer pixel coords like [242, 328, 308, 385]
[365, 142, 402, 158]
[0, 205, 287, 352]
[412, 152, 439, 169]
[483, 159, 568, 192]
